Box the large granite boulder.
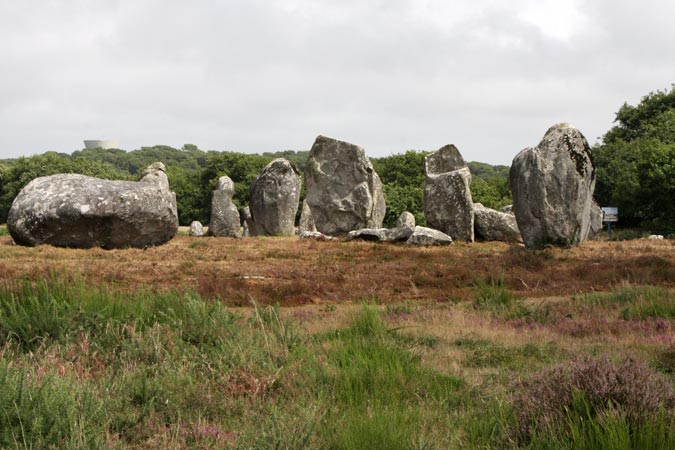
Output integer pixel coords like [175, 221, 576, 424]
[305, 136, 386, 235]
[423, 145, 474, 242]
[510, 123, 596, 249]
[208, 176, 242, 238]
[473, 203, 521, 242]
[8, 162, 178, 249]
[249, 158, 301, 236]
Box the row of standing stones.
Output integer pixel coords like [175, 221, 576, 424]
[7, 123, 601, 250]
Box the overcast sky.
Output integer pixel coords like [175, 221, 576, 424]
[1, 0, 674, 164]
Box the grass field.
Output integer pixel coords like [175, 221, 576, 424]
[0, 235, 673, 449]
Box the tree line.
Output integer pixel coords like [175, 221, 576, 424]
[0, 144, 510, 228]
[1, 85, 673, 232]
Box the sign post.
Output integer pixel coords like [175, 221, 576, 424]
[601, 207, 619, 239]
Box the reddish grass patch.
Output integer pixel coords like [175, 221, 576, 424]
[0, 237, 673, 305]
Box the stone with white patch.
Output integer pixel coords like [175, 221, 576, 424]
[248, 158, 301, 236]
[423, 144, 474, 241]
[305, 135, 386, 235]
[7, 162, 178, 248]
[510, 123, 596, 249]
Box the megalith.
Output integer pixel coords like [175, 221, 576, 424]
[473, 203, 521, 243]
[423, 144, 474, 241]
[249, 158, 301, 236]
[208, 176, 242, 238]
[7, 162, 178, 249]
[588, 201, 603, 240]
[509, 123, 596, 249]
[304, 135, 386, 235]
[298, 199, 317, 234]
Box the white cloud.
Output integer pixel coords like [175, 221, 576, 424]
[0, 0, 674, 163]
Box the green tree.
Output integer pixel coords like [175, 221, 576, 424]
[372, 151, 428, 227]
[594, 86, 675, 232]
[200, 152, 273, 211]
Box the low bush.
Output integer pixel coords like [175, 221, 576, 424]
[0, 362, 106, 449]
[512, 356, 675, 446]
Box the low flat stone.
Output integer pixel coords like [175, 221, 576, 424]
[299, 230, 333, 240]
[405, 226, 453, 246]
[347, 228, 390, 241]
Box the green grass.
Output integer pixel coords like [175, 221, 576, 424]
[527, 395, 675, 450]
[0, 276, 673, 448]
[580, 283, 675, 319]
[473, 272, 514, 312]
[0, 224, 8, 236]
[453, 336, 559, 369]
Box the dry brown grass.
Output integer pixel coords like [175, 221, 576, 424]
[1, 236, 673, 306]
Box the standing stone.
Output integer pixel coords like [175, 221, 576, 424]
[588, 201, 603, 240]
[7, 162, 178, 249]
[395, 211, 416, 228]
[305, 136, 386, 235]
[473, 203, 521, 242]
[423, 145, 474, 241]
[208, 176, 242, 238]
[510, 123, 596, 249]
[242, 206, 253, 237]
[249, 158, 301, 236]
[298, 199, 317, 233]
[189, 221, 204, 237]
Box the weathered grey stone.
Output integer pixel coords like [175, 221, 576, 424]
[510, 123, 596, 249]
[386, 226, 415, 242]
[647, 234, 664, 240]
[502, 205, 513, 214]
[473, 203, 521, 242]
[347, 228, 390, 241]
[305, 135, 386, 235]
[405, 226, 453, 246]
[347, 226, 415, 242]
[189, 221, 204, 237]
[299, 230, 333, 241]
[298, 199, 316, 234]
[208, 176, 242, 238]
[423, 145, 474, 242]
[396, 211, 416, 228]
[8, 162, 178, 249]
[588, 201, 603, 240]
[249, 158, 301, 236]
[242, 206, 253, 237]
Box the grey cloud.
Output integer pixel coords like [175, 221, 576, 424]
[1, 0, 674, 164]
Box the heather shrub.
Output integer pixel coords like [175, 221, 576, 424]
[512, 356, 675, 441]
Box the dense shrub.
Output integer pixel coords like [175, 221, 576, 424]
[513, 356, 675, 441]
